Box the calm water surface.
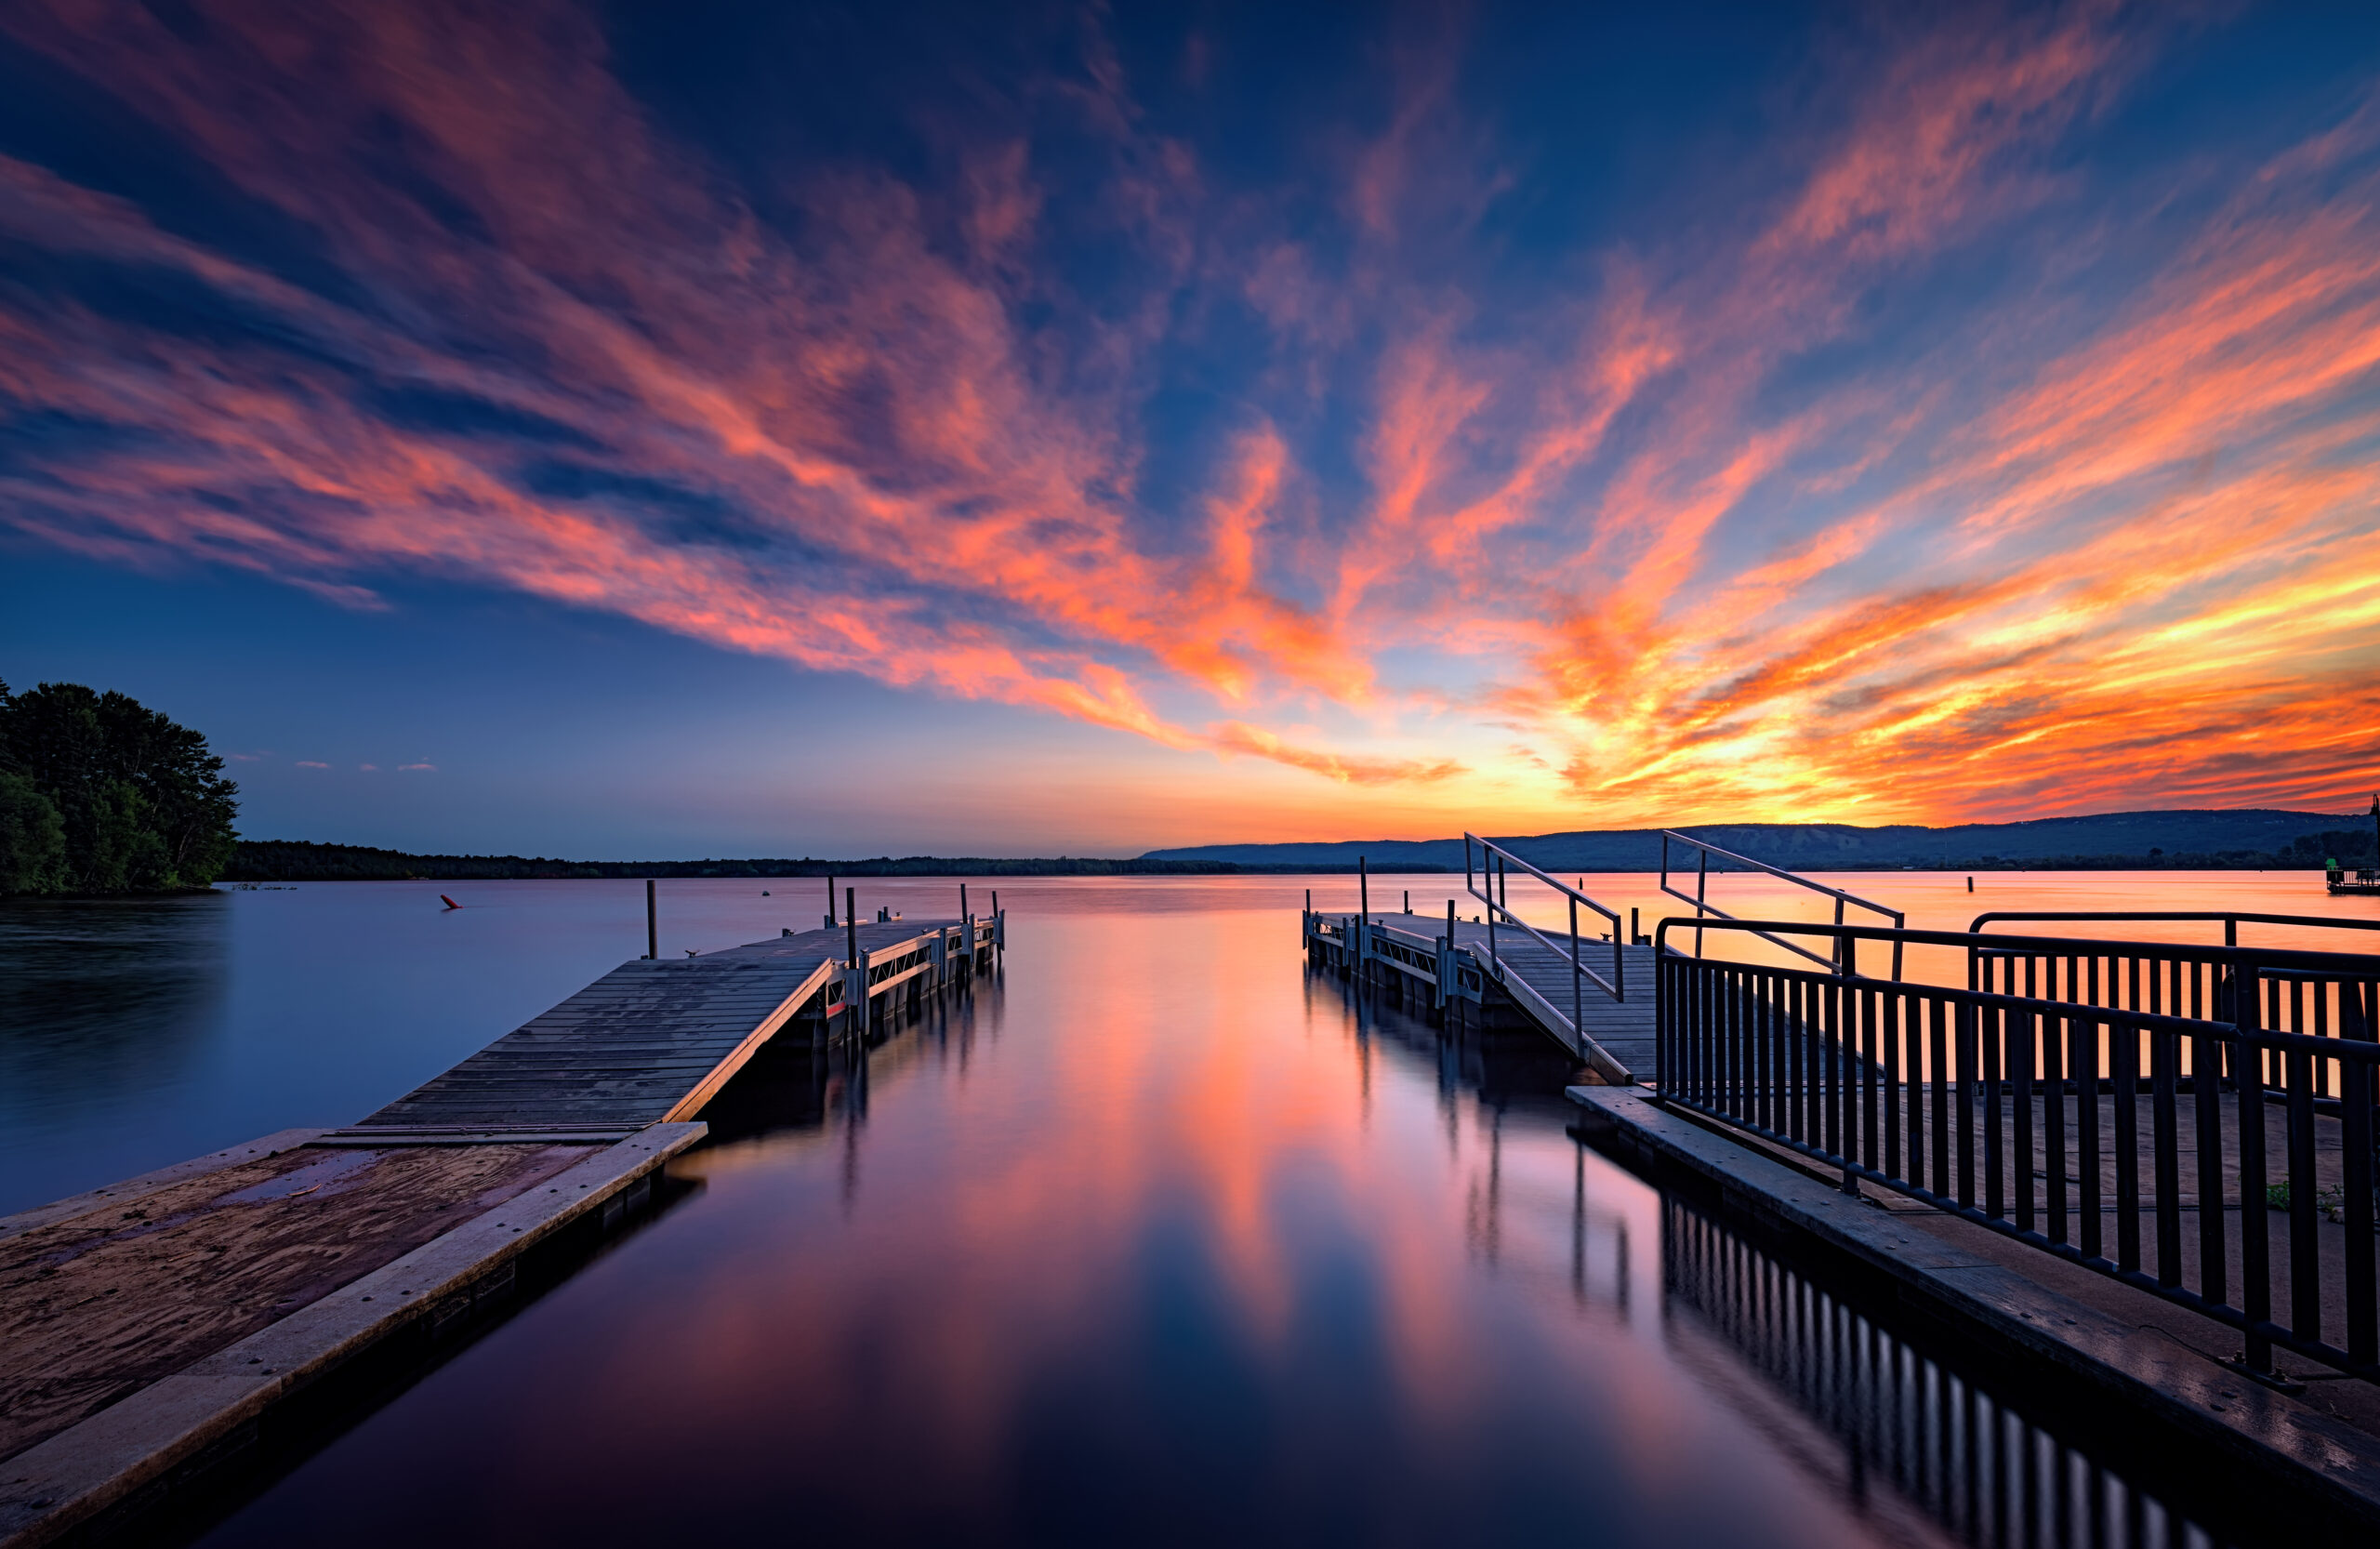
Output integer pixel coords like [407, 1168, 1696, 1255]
[6, 872, 2370, 1545]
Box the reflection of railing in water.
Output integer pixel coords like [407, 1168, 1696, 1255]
[1662, 1199, 2233, 1549]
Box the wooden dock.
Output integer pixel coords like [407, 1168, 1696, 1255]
[0, 907, 1002, 1549]
[1304, 905, 1656, 1083]
[339, 914, 999, 1142]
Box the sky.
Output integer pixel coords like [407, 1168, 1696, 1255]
[3, 1, 2379, 858]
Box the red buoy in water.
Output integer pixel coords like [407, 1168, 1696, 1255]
[440, 895, 461, 910]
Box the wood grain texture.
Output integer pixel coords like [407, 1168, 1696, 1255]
[355, 919, 971, 1132]
[1362, 913, 1658, 1079]
[0, 1143, 595, 1464]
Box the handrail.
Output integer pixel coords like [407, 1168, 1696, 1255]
[1654, 913, 2380, 975]
[1971, 909, 2380, 942]
[1652, 913, 2380, 1384]
[1659, 830, 1905, 979]
[1462, 834, 1625, 1017]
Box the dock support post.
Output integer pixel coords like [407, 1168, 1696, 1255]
[1488, 858, 1498, 977]
[827, 874, 838, 931]
[645, 879, 656, 960]
[844, 890, 862, 1032]
[1357, 857, 1369, 979]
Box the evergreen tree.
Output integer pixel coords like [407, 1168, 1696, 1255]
[0, 679, 239, 894]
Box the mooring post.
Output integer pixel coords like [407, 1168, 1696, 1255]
[1357, 856, 1369, 978]
[645, 879, 657, 960]
[1570, 895, 1582, 1046]
[844, 888, 864, 1030]
[1487, 857, 1498, 977]
[1631, 906, 1640, 946]
[992, 890, 1003, 960]
[826, 873, 838, 931]
[1441, 897, 1457, 1011]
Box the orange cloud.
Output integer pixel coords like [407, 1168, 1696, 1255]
[2, 1, 2375, 833]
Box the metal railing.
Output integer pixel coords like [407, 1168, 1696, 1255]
[1969, 912, 2380, 1106]
[1972, 907, 2380, 943]
[1655, 916, 2380, 1384]
[1659, 830, 1907, 979]
[1463, 836, 1626, 1039]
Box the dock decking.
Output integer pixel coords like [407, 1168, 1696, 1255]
[1304, 904, 1656, 1082]
[343, 915, 995, 1141]
[1, 907, 1003, 1549]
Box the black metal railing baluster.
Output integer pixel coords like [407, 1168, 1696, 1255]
[2077, 1009, 2100, 1264]
[1798, 973, 1818, 1150]
[2344, 981, 2375, 1370]
[2153, 1026, 2183, 1290]
[1886, 986, 1904, 1184]
[2194, 1022, 2228, 1313]
[1956, 999, 1977, 1211]
[1930, 997, 1951, 1197]
[2237, 954, 2272, 1371]
[1863, 982, 1881, 1177]
[2287, 1032, 2320, 1347]
[2043, 1005, 2068, 1248]
[1984, 998, 2006, 1222]
[2013, 1006, 2038, 1237]
[2111, 1013, 2138, 1275]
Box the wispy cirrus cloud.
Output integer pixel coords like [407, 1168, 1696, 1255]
[0, 1, 2374, 827]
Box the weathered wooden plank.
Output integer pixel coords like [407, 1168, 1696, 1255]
[356, 919, 975, 1133]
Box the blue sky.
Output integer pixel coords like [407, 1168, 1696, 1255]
[5, 2, 2379, 856]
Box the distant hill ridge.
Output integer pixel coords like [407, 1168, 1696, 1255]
[1140, 808, 2377, 872]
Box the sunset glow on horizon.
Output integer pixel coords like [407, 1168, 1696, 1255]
[4, 2, 2378, 853]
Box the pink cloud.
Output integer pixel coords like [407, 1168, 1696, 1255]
[0, 2, 2373, 827]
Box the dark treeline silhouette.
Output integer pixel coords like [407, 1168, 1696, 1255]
[0, 680, 241, 894]
[221, 841, 1412, 881]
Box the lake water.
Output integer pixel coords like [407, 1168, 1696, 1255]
[7, 871, 2374, 1546]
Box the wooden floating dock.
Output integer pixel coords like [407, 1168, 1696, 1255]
[1304, 904, 1655, 1083]
[0, 908, 1002, 1549]
[338, 913, 1000, 1142]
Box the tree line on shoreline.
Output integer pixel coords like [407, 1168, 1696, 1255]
[220, 837, 2370, 882]
[0, 681, 240, 894]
